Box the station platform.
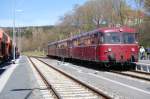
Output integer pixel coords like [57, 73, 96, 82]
[138, 60, 150, 64]
[0, 56, 43, 99]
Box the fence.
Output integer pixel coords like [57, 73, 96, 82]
[135, 62, 150, 73]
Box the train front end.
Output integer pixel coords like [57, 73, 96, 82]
[98, 27, 139, 68]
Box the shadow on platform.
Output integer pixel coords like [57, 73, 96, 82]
[0, 69, 5, 75]
[11, 87, 50, 99]
[0, 61, 11, 68]
[0, 61, 12, 75]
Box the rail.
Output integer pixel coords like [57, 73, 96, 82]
[31, 56, 112, 99]
[28, 57, 62, 99]
[110, 70, 150, 82]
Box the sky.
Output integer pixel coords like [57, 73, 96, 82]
[0, 0, 87, 27]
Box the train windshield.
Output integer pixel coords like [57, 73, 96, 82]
[122, 33, 137, 44]
[104, 33, 121, 44]
[103, 32, 137, 44]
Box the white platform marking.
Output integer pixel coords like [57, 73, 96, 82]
[88, 73, 150, 95]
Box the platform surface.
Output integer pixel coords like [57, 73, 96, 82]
[0, 56, 43, 99]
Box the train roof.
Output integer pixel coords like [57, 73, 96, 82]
[48, 26, 137, 45]
[48, 38, 70, 46]
[98, 26, 136, 33]
[71, 30, 99, 40]
[71, 26, 136, 39]
[48, 41, 57, 46]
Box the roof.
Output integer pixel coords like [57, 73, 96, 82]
[71, 29, 99, 40]
[98, 26, 136, 33]
[48, 26, 137, 45]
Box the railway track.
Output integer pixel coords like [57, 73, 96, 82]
[110, 70, 150, 82]
[29, 57, 111, 99]
[33, 56, 150, 82]
[133, 70, 150, 75]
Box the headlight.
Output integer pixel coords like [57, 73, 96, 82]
[131, 48, 135, 52]
[108, 48, 112, 52]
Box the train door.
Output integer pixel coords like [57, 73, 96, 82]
[88, 33, 99, 61]
[8, 40, 13, 59]
[67, 40, 70, 58]
[72, 38, 79, 59]
[96, 32, 103, 62]
[83, 35, 90, 60]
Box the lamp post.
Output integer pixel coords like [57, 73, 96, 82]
[12, 0, 16, 64]
[16, 9, 23, 54]
[12, 0, 23, 64]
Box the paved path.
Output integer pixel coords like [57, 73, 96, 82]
[0, 56, 43, 99]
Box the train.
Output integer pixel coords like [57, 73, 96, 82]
[0, 29, 19, 62]
[47, 26, 139, 69]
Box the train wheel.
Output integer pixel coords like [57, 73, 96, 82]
[104, 63, 111, 70]
[130, 63, 136, 70]
[120, 63, 124, 70]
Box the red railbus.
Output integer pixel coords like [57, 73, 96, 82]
[48, 27, 139, 69]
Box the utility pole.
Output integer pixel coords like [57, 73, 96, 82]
[12, 0, 16, 64]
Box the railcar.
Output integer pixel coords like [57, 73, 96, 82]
[0, 29, 10, 60]
[48, 39, 70, 58]
[48, 27, 139, 69]
[0, 29, 15, 61]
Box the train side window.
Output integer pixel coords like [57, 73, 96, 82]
[64, 42, 67, 48]
[94, 33, 98, 44]
[77, 39, 79, 46]
[99, 33, 104, 44]
[61, 45, 64, 48]
[73, 39, 78, 47]
[78, 37, 84, 46]
[90, 33, 98, 45]
[67, 40, 71, 47]
[84, 38, 89, 45]
[49, 45, 52, 48]
[87, 38, 91, 45]
[51, 45, 56, 49]
[60, 42, 67, 48]
[78, 39, 81, 46]
[56, 44, 58, 48]
[58, 43, 61, 48]
[135, 33, 138, 43]
[84, 35, 90, 46]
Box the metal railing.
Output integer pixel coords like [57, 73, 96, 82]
[135, 62, 150, 73]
